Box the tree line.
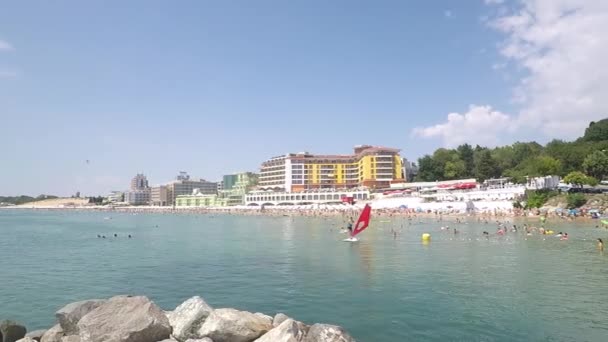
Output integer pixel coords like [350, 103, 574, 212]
[416, 119, 608, 184]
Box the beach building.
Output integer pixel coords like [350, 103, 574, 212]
[124, 189, 151, 205]
[245, 188, 370, 206]
[107, 191, 124, 203]
[220, 172, 258, 206]
[150, 185, 169, 206]
[158, 172, 218, 206]
[402, 158, 419, 182]
[257, 145, 403, 192]
[175, 188, 228, 207]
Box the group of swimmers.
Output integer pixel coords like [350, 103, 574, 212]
[96, 233, 132, 239]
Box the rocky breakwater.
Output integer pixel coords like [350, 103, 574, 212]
[2, 295, 356, 342]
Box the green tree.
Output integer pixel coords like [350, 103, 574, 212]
[416, 155, 441, 181]
[520, 156, 562, 176]
[582, 150, 608, 180]
[566, 193, 587, 209]
[512, 141, 543, 165]
[474, 150, 498, 182]
[444, 160, 466, 179]
[582, 119, 608, 142]
[563, 171, 597, 187]
[456, 144, 475, 177]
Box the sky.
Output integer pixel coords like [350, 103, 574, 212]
[1, 0, 607, 196]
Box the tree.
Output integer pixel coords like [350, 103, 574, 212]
[523, 156, 562, 176]
[582, 150, 608, 180]
[444, 160, 466, 179]
[582, 119, 608, 142]
[566, 193, 587, 209]
[416, 155, 442, 181]
[563, 171, 597, 187]
[474, 150, 498, 182]
[457, 144, 475, 177]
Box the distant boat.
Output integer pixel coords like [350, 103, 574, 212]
[343, 204, 371, 242]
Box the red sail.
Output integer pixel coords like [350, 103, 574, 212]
[351, 204, 372, 237]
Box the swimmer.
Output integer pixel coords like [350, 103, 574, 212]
[598, 238, 604, 251]
[97, 234, 101, 238]
[560, 233, 569, 241]
[128, 234, 132, 238]
[114, 233, 118, 237]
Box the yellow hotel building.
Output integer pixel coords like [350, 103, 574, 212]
[258, 145, 404, 192]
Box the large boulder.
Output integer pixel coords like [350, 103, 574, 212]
[25, 330, 46, 342]
[272, 314, 290, 328]
[0, 320, 27, 342]
[40, 325, 63, 342]
[185, 339, 213, 342]
[60, 337, 79, 342]
[77, 295, 171, 342]
[303, 324, 355, 342]
[254, 319, 307, 342]
[253, 314, 272, 326]
[56, 300, 105, 335]
[197, 309, 272, 342]
[167, 296, 213, 341]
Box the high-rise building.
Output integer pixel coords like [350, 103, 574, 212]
[222, 174, 238, 191]
[258, 145, 403, 192]
[131, 174, 149, 190]
[402, 158, 419, 182]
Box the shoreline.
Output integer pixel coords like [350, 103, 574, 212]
[2, 202, 594, 221]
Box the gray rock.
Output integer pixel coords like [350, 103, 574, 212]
[303, 324, 355, 342]
[272, 314, 290, 328]
[60, 337, 80, 342]
[56, 300, 105, 335]
[77, 295, 171, 342]
[185, 339, 213, 342]
[158, 340, 178, 342]
[254, 319, 307, 342]
[253, 314, 272, 326]
[15, 338, 37, 342]
[40, 325, 63, 342]
[0, 320, 27, 342]
[25, 330, 46, 342]
[197, 308, 272, 342]
[167, 296, 213, 341]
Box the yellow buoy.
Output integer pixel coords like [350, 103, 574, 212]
[422, 233, 431, 241]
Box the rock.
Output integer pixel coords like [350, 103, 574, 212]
[15, 338, 37, 342]
[158, 340, 178, 342]
[0, 320, 27, 342]
[167, 296, 213, 341]
[60, 337, 80, 342]
[197, 308, 272, 342]
[25, 330, 46, 342]
[253, 314, 272, 325]
[272, 314, 290, 328]
[303, 324, 355, 342]
[77, 295, 171, 342]
[185, 339, 213, 342]
[254, 319, 307, 342]
[56, 300, 106, 335]
[40, 325, 63, 342]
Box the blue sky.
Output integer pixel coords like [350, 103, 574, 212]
[2, 0, 606, 196]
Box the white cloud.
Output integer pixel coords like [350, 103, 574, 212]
[444, 10, 453, 18]
[413, 105, 515, 147]
[415, 0, 608, 146]
[0, 39, 14, 51]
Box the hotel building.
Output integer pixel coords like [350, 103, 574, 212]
[257, 145, 403, 192]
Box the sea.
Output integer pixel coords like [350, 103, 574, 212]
[1, 210, 607, 342]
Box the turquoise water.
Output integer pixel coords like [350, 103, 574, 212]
[1, 210, 608, 341]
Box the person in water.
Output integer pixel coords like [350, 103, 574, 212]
[598, 238, 604, 251]
[347, 221, 353, 235]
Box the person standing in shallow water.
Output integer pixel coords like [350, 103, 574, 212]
[598, 238, 604, 252]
